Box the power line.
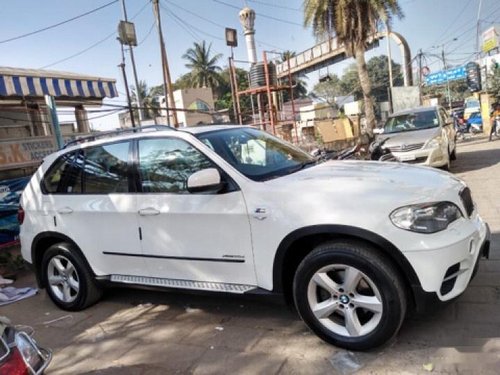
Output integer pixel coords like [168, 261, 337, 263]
[165, 0, 284, 51]
[39, 0, 151, 69]
[246, 0, 301, 12]
[212, 0, 303, 27]
[0, 0, 119, 45]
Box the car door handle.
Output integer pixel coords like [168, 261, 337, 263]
[138, 207, 161, 216]
[252, 207, 267, 220]
[57, 207, 73, 215]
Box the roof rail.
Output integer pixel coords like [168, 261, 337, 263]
[63, 125, 175, 149]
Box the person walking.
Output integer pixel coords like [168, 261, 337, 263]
[489, 102, 500, 141]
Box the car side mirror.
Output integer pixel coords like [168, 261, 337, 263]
[187, 168, 223, 194]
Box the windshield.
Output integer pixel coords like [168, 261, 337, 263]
[383, 110, 439, 134]
[465, 99, 480, 109]
[197, 127, 315, 181]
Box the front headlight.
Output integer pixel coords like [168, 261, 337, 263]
[424, 136, 442, 149]
[390, 202, 462, 233]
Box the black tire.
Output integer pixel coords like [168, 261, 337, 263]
[42, 242, 102, 311]
[450, 147, 457, 161]
[293, 241, 407, 350]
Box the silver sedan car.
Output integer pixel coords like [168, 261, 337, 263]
[376, 106, 457, 169]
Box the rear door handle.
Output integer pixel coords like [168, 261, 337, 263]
[57, 207, 73, 215]
[138, 207, 160, 216]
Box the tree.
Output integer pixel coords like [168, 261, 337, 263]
[131, 80, 163, 120]
[312, 74, 343, 108]
[487, 63, 500, 100]
[312, 55, 402, 106]
[215, 67, 252, 122]
[304, 0, 403, 132]
[182, 41, 224, 89]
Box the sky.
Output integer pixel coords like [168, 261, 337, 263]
[1, 0, 499, 130]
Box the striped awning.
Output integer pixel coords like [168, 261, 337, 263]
[0, 66, 117, 99]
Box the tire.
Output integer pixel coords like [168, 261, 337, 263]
[450, 145, 457, 161]
[293, 241, 407, 350]
[42, 242, 102, 311]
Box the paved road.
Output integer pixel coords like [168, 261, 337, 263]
[3, 136, 500, 374]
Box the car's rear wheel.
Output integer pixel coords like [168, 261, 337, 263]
[42, 242, 102, 311]
[293, 241, 407, 350]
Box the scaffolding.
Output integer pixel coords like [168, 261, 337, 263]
[230, 51, 299, 143]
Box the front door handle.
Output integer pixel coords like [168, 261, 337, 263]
[57, 207, 73, 215]
[138, 207, 160, 216]
[252, 207, 267, 220]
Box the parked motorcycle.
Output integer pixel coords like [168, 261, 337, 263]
[0, 317, 51, 374]
[369, 137, 399, 162]
[311, 143, 364, 161]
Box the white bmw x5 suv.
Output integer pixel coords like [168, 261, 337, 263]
[19, 125, 490, 350]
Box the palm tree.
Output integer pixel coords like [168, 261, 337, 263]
[131, 80, 163, 120]
[182, 41, 224, 89]
[303, 0, 403, 132]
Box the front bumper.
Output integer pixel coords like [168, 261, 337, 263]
[410, 220, 490, 312]
[393, 146, 448, 167]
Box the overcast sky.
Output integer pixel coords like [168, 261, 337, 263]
[1, 0, 498, 129]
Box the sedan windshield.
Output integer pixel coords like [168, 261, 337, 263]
[384, 110, 439, 134]
[197, 127, 315, 181]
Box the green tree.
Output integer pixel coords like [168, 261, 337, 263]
[131, 80, 163, 120]
[312, 74, 344, 108]
[304, 0, 403, 132]
[312, 56, 402, 104]
[215, 67, 252, 122]
[487, 63, 500, 100]
[182, 41, 224, 89]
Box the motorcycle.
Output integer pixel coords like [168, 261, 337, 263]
[0, 317, 51, 374]
[369, 137, 399, 162]
[311, 143, 364, 161]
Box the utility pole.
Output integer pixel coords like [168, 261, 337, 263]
[417, 49, 423, 104]
[120, 0, 143, 125]
[385, 21, 394, 113]
[152, 0, 178, 127]
[441, 45, 453, 111]
[476, 0, 483, 59]
[118, 41, 136, 128]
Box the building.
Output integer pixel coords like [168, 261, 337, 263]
[159, 87, 215, 127]
[0, 66, 117, 248]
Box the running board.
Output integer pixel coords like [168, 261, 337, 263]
[110, 274, 256, 294]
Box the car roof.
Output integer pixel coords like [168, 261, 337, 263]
[390, 106, 439, 117]
[58, 124, 249, 155]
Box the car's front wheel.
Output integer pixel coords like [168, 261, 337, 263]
[42, 242, 102, 311]
[293, 241, 407, 350]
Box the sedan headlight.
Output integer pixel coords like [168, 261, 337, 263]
[423, 136, 442, 149]
[390, 202, 462, 233]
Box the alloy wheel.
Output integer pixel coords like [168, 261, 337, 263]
[307, 264, 383, 337]
[47, 255, 80, 303]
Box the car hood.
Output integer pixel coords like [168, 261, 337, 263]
[377, 127, 440, 148]
[265, 160, 464, 208]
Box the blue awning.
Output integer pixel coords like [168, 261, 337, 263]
[0, 67, 117, 99]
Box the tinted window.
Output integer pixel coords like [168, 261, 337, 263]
[83, 142, 130, 194]
[43, 151, 83, 194]
[138, 138, 214, 193]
